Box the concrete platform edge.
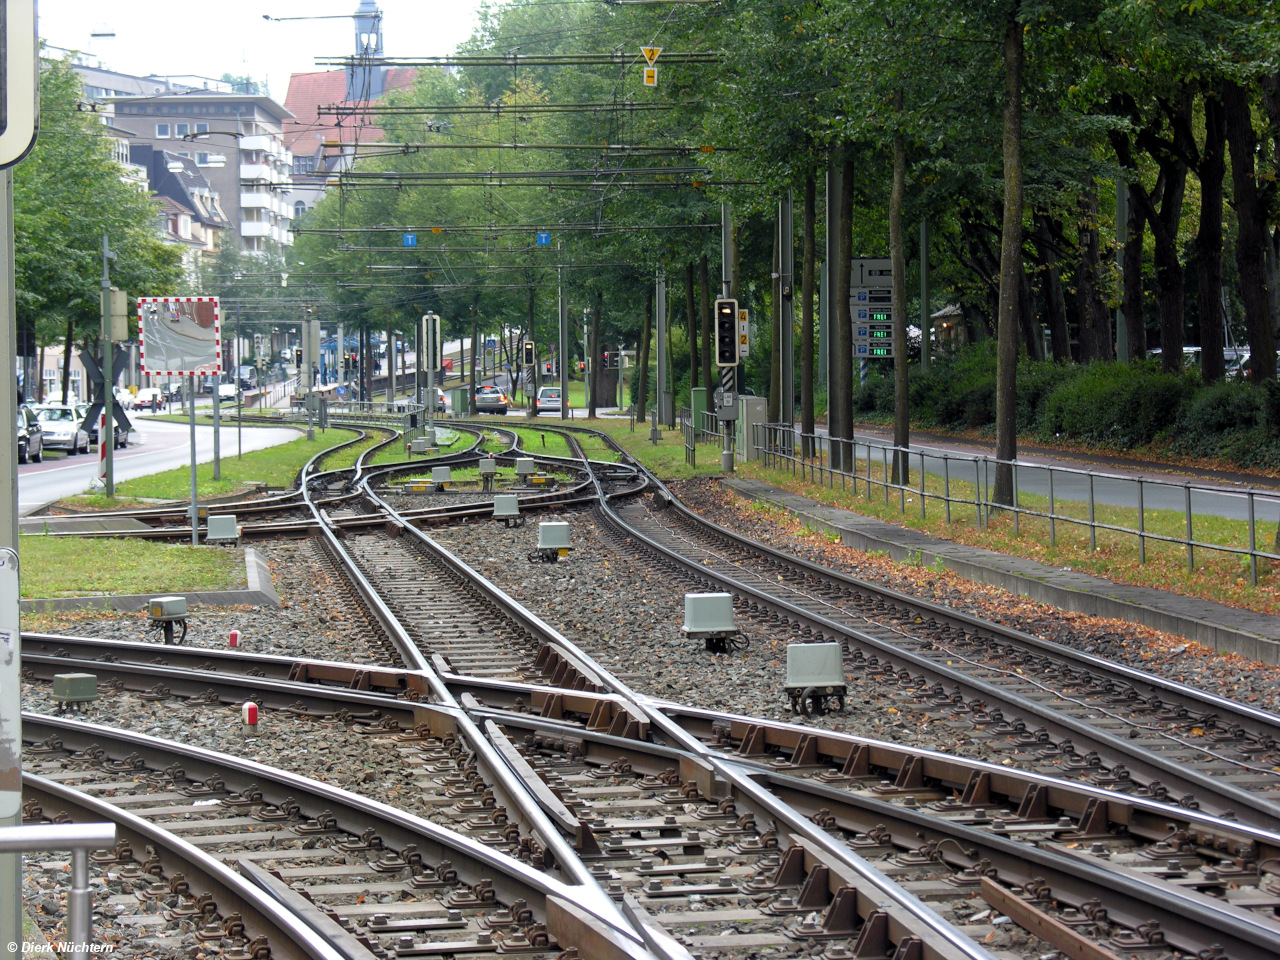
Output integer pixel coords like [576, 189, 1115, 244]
[20, 546, 281, 614]
[722, 478, 1280, 666]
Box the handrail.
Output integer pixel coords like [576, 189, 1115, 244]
[0, 821, 116, 950]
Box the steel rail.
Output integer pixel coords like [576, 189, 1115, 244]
[593, 492, 1280, 830]
[24, 774, 351, 960]
[655, 492, 1280, 745]
[22, 715, 654, 958]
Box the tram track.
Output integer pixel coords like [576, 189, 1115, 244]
[27, 414, 1280, 959]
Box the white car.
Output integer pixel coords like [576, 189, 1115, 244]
[217, 383, 238, 400]
[33, 404, 90, 455]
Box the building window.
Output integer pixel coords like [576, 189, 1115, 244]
[294, 201, 306, 218]
[196, 152, 210, 165]
[156, 123, 170, 138]
[196, 122, 208, 134]
[177, 151, 190, 158]
[175, 122, 190, 138]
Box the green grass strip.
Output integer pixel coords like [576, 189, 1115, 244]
[18, 536, 244, 599]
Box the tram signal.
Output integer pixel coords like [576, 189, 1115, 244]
[714, 298, 739, 367]
[294, 347, 302, 368]
[522, 341, 535, 365]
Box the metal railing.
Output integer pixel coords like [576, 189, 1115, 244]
[0, 821, 116, 951]
[753, 423, 1280, 584]
[699, 408, 726, 444]
[678, 406, 696, 467]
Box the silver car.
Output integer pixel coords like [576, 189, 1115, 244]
[34, 404, 90, 455]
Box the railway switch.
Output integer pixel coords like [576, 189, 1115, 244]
[147, 595, 189, 645]
[785, 642, 846, 715]
[52, 673, 97, 712]
[531, 521, 571, 562]
[682, 592, 745, 653]
[431, 466, 452, 491]
[493, 494, 523, 528]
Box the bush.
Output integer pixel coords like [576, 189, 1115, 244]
[1039, 362, 1193, 447]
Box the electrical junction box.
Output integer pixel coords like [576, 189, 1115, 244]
[148, 596, 187, 622]
[537, 522, 571, 554]
[493, 495, 520, 519]
[206, 515, 239, 543]
[515, 458, 537, 478]
[52, 673, 97, 704]
[431, 466, 452, 486]
[477, 459, 497, 475]
[786, 642, 844, 691]
[410, 437, 430, 454]
[682, 593, 735, 636]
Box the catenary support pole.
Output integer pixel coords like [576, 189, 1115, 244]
[558, 258, 569, 419]
[653, 270, 665, 441]
[188, 373, 198, 547]
[779, 190, 795, 427]
[920, 219, 931, 373]
[101, 235, 115, 495]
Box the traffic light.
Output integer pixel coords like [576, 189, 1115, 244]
[294, 347, 302, 367]
[522, 341, 535, 365]
[602, 352, 610, 369]
[715, 298, 739, 366]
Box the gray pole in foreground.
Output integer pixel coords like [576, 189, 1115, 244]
[212, 373, 221, 480]
[652, 270, 664, 442]
[188, 373, 198, 547]
[424, 313, 436, 441]
[0, 171, 22, 960]
[721, 203, 732, 299]
[100, 235, 115, 496]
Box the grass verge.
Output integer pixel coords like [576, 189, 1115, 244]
[57, 427, 359, 509]
[18, 537, 244, 599]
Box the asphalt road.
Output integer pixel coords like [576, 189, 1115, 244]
[18, 417, 301, 516]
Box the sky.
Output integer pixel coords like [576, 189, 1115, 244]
[38, 0, 494, 103]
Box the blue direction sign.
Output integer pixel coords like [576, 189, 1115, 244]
[536, 231, 551, 246]
[336, 385, 348, 397]
[403, 233, 417, 247]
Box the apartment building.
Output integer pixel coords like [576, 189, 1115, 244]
[112, 94, 295, 253]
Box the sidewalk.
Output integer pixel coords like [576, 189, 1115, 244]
[721, 476, 1280, 665]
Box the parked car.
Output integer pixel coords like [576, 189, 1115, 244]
[33, 404, 90, 455]
[79, 404, 129, 449]
[217, 383, 238, 400]
[163, 382, 183, 403]
[16, 404, 43, 463]
[474, 385, 510, 414]
[134, 387, 164, 410]
[432, 388, 446, 413]
[534, 386, 564, 417]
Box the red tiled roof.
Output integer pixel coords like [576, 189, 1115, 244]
[282, 68, 417, 156]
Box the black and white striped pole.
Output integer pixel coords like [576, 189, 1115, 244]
[714, 299, 739, 472]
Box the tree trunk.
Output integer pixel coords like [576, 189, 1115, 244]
[637, 285, 653, 419]
[801, 175, 816, 456]
[1124, 182, 1147, 361]
[1197, 89, 1227, 383]
[37, 344, 45, 402]
[831, 153, 855, 470]
[1018, 261, 1043, 360]
[994, 10, 1024, 507]
[890, 90, 910, 485]
[1033, 213, 1070, 361]
[62, 316, 74, 403]
[769, 221, 781, 424]
[1076, 179, 1113, 361]
[589, 290, 601, 417]
[1261, 74, 1280, 334]
[1224, 79, 1276, 381]
[685, 261, 698, 398]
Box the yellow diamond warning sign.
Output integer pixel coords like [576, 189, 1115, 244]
[641, 46, 662, 66]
